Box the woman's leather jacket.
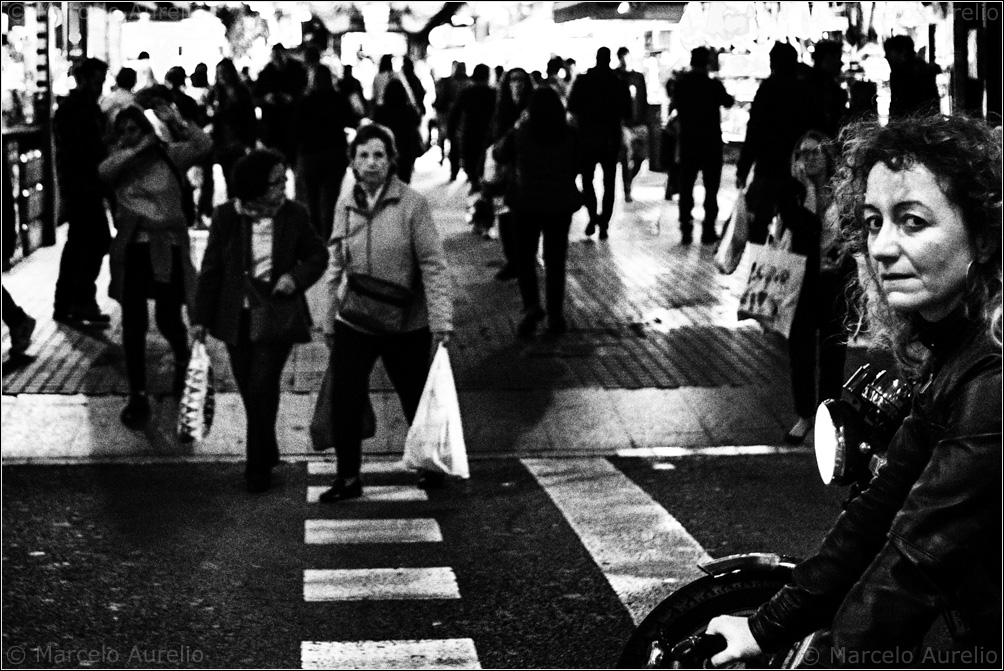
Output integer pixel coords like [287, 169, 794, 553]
[749, 309, 1002, 663]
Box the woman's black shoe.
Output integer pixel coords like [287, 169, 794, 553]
[120, 393, 151, 428]
[417, 470, 446, 490]
[318, 477, 363, 503]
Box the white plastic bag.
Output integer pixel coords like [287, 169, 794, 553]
[177, 341, 215, 443]
[402, 345, 470, 479]
[715, 188, 750, 275]
[736, 225, 806, 339]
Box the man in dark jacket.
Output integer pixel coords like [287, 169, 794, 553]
[253, 44, 307, 165]
[884, 35, 941, 119]
[614, 46, 649, 204]
[669, 47, 734, 245]
[447, 63, 494, 193]
[568, 47, 632, 240]
[736, 42, 816, 244]
[53, 57, 112, 324]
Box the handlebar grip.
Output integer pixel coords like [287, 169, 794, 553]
[669, 633, 728, 661]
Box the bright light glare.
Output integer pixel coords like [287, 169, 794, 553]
[814, 403, 839, 485]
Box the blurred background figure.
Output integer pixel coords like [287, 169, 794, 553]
[293, 65, 357, 240]
[203, 58, 257, 210]
[433, 61, 467, 176]
[614, 46, 648, 203]
[373, 78, 424, 184]
[448, 63, 495, 193]
[253, 44, 307, 166]
[668, 47, 734, 245]
[884, 35, 941, 119]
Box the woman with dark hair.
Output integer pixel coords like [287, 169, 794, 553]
[319, 123, 453, 501]
[371, 54, 396, 107]
[99, 104, 211, 426]
[202, 58, 256, 211]
[493, 86, 582, 337]
[191, 149, 328, 493]
[777, 130, 857, 444]
[708, 115, 1002, 666]
[372, 78, 423, 184]
[293, 64, 357, 239]
[485, 67, 532, 280]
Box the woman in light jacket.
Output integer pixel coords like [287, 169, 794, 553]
[320, 123, 454, 501]
[99, 103, 211, 427]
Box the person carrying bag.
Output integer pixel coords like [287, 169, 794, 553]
[318, 124, 454, 502]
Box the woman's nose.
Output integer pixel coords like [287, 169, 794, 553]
[869, 221, 900, 262]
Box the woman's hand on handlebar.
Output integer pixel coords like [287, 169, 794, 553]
[705, 615, 762, 667]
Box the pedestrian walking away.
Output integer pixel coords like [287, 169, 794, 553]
[668, 47, 734, 245]
[320, 123, 454, 501]
[191, 149, 328, 493]
[568, 47, 632, 240]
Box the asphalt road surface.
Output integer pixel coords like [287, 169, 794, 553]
[3, 453, 846, 669]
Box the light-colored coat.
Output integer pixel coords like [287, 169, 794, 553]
[326, 176, 453, 335]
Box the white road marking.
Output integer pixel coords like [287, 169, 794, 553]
[308, 461, 409, 475]
[305, 518, 443, 544]
[306, 485, 427, 503]
[617, 445, 807, 458]
[522, 458, 711, 626]
[301, 639, 481, 670]
[303, 567, 461, 601]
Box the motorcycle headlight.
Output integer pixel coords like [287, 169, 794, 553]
[814, 400, 867, 486]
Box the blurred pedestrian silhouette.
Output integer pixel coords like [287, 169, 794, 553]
[884, 35, 941, 119]
[736, 42, 817, 245]
[448, 64, 495, 193]
[568, 47, 631, 240]
[668, 47, 734, 245]
[373, 78, 424, 184]
[614, 46, 649, 204]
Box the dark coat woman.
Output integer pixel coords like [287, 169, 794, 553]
[494, 86, 582, 338]
[99, 104, 211, 427]
[203, 58, 256, 200]
[486, 67, 531, 279]
[372, 78, 424, 184]
[191, 149, 328, 493]
[708, 115, 1003, 666]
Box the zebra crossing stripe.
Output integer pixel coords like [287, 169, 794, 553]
[305, 518, 443, 544]
[308, 461, 407, 476]
[303, 567, 461, 601]
[301, 639, 481, 669]
[306, 486, 427, 503]
[617, 445, 806, 458]
[522, 458, 711, 626]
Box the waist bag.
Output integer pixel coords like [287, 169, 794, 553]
[339, 190, 415, 333]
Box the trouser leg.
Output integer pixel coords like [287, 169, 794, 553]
[513, 209, 543, 312]
[329, 322, 381, 479]
[598, 155, 617, 228]
[701, 150, 723, 232]
[817, 271, 850, 405]
[55, 199, 110, 312]
[380, 328, 433, 426]
[678, 155, 700, 232]
[497, 211, 517, 267]
[541, 215, 572, 319]
[227, 313, 292, 478]
[120, 245, 151, 394]
[580, 160, 599, 223]
[788, 284, 819, 419]
[2, 286, 28, 329]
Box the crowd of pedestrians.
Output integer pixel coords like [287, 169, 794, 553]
[25, 33, 970, 490]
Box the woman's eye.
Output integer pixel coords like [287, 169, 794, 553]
[901, 214, 928, 231]
[863, 215, 882, 233]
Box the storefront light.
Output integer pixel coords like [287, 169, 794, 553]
[617, 2, 631, 15]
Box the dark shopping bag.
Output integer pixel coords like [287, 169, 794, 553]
[310, 363, 376, 451]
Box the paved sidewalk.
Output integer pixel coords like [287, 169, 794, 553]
[1, 153, 869, 463]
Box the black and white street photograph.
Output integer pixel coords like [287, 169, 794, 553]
[2, 1, 1002, 668]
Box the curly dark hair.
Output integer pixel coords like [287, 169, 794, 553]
[833, 114, 1003, 377]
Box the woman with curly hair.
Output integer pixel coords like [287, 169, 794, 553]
[708, 114, 1002, 665]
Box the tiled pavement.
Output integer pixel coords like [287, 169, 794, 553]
[1, 154, 871, 461]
